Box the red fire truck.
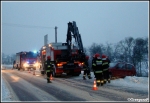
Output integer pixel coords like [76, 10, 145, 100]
[39, 21, 87, 77]
[14, 51, 40, 71]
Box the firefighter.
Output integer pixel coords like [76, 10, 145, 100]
[92, 53, 104, 86]
[44, 56, 54, 83]
[102, 54, 111, 84]
[83, 55, 92, 80]
[92, 55, 96, 77]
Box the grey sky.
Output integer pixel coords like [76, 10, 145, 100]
[1, 1, 148, 55]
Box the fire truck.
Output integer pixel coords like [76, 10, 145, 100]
[14, 51, 40, 71]
[39, 21, 87, 77]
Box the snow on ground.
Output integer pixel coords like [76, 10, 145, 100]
[1, 64, 14, 101]
[1, 64, 149, 101]
[83, 71, 149, 90]
[1, 64, 13, 69]
[110, 76, 148, 90]
[1, 77, 14, 101]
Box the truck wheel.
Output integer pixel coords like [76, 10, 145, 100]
[52, 70, 56, 77]
[41, 71, 45, 75]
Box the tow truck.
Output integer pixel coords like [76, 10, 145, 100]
[39, 21, 87, 77]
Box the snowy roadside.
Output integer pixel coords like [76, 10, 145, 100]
[1, 77, 16, 101]
[1, 64, 13, 69]
[1, 64, 17, 101]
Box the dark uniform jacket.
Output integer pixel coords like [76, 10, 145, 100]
[44, 60, 53, 73]
[92, 57, 103, 72]
[92, 58, 96, 71]
[102, 58, 110, 69]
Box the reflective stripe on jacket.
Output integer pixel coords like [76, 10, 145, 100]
[95, 70, 103, 73]
[46, 69, 53, 73]
[45, 60, 53, 72]
[103, 68, 108, 71]
[92, 63, 96, 66]
[96, 60, 102, 65]
[102, 62, 108, 66]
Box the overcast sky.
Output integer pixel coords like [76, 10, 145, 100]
[1, 1, 148, 55]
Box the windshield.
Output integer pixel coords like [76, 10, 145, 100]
[26, 52, 37, 58]
[109, 63, 117, 68]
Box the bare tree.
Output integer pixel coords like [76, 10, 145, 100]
[88, 43, 103, 57]
[133, 37, 146, 76]
[102, 42, 114, 61]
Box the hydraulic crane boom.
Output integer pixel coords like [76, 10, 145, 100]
[66, 21, 85, 57]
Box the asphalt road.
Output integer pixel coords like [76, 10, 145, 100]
[1, 67, 148, 102]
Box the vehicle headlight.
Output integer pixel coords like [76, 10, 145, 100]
[23, 63, 29, 67]
[34, 63, 39, 67]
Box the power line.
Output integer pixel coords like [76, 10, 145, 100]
[2, 23, 55, 29]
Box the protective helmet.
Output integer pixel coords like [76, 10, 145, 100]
[102, 54, 107, 58]
[85, 56, 89, 60]
[95, 53, 100, 58]
[47, 56, 51, 59]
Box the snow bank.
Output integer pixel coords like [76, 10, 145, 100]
[1, 78, 13, 101]
[110, 76, 148, 90]
[82, 71, 148, 89]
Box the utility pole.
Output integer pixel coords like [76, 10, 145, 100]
[55, 26, 57, 43]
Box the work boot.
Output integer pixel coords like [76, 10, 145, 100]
[83, 76, 86, 80]
[100, 80, 104, 86]
[103, 79, 107, 84]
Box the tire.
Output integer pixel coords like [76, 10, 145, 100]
[41, 71, 45, 75]
[52, 70, 57, 77]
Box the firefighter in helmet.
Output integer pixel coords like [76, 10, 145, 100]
[83, 55, 92, 80]
[102, 54, 111, 84]
[92, 53, 104, 86]
[44, 56, 54, 83]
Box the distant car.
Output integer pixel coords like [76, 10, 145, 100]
[109, 62, 136, 78]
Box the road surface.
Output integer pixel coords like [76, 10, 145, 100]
[1, 66, 148, 102]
